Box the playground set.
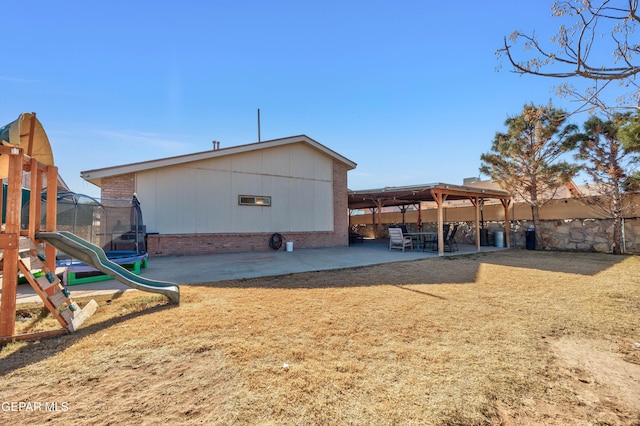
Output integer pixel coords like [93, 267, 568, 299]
[0, 112, 179, 345]
[23, 190, 150, 285]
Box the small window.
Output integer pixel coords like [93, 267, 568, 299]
[238, 195, 271, 206]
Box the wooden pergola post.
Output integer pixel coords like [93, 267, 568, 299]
[471, 196, 481, 251]
[431, 189, 447, 256]
[501, 198, 512, 248]
[375, 199, 383, 241]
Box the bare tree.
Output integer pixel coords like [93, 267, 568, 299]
[480, 103, 580, 249]
[498, 0, 640, 115]
[572, 113, 640, 253]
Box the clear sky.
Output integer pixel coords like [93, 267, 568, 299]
[1, 0, 592, 198]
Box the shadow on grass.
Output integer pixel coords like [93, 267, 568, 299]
[473, 249, 629, 276]
[393, 285, 448, 299]
[193, 249, 628, 290]
[197, 258, 480, 289]
[0, 302, 177, 377]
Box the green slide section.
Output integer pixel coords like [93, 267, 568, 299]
[36, 231, 180, 304]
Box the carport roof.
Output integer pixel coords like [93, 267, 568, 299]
[348, 182, 511, 210]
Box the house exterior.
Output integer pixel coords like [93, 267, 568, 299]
[81, 135, 357, 256]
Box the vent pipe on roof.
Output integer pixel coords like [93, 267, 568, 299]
[257, 108, 261, 142]
[212, 140, 220, 150]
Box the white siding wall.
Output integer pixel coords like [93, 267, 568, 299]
[136, 143, 334, 234]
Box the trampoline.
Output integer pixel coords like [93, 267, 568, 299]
[23, 191, 150, 285]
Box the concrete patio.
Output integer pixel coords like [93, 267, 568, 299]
[8, 239, 506, 304]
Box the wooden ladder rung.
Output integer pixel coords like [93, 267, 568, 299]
[48, 291, 69, 309]
[60, 307, 75, 324]
[35, 274, 58, 292]
[29, 254, 46, 270]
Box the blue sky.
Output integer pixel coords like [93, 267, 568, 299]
[1, 1, 593, 198]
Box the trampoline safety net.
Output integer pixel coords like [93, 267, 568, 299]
[22, 191, 147, 257]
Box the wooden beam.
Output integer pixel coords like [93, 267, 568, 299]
[474, 197, 481, 251]
[35, 165, 44, 232]
[376, 199, 383, 240]
[45, 165, 58, 273]
[27, 112, 36, 157]
[0, 149, 24, 339]
[501, 198, 512, 248]
[431, 189, 447, 256]
[28, 158, 39, 239]
[1, 328, 68, 345]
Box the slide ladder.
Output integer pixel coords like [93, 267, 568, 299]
[18, 237, 97, 332]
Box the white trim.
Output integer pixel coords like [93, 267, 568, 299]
[81, 135, 356, 187]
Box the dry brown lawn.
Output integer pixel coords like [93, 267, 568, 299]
[1, 250, 639, 425]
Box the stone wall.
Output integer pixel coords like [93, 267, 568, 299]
[351, 217, 640, 254]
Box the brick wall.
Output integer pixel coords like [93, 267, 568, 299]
[147, 231, 342, 256]
[332, 159, 349, 246]
[101, 173, 135, 200]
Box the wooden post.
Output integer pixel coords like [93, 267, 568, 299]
[28, 157, 39, 239]
[431, 189, 446, 256]
[0, 148, 24, 339]
[502, 198, 512, 248]
[27, 112, 36, 157]
[0, 173, 3, 226]
[375, 199, 383, 241]
[472, 197, 481, 251]
[45, 165, 58, 272]
[35, 164, 44, 233]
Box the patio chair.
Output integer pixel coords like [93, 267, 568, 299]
[427, 224, 450, 251]
[389, 227, 413, 252]
[349, 233, 364, 244]
[444, 224, 459, 252]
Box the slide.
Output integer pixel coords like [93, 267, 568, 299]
[36, 231, 180, 304]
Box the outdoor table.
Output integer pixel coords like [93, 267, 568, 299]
[405, 232, 438, 251]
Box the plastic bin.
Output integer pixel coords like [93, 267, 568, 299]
[480, 229, 490, 246]
[494, 231, 505, 248]
[285, 241, 294, 252]
[526, 230, 536, 250]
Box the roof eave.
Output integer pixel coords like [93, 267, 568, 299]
[81, 135, 357, 187]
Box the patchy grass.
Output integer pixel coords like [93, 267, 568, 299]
[1, 250, 639, 425]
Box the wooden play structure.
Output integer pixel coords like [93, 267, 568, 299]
[0, 112, 97, 344]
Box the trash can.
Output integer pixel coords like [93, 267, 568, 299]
[480, 229, 489, 246]
[525, 230, 536, 250]
[285, 241, 294, 252]
[494, 231, 505, 248]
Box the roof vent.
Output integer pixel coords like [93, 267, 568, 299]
[212, 140, 221, 150]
